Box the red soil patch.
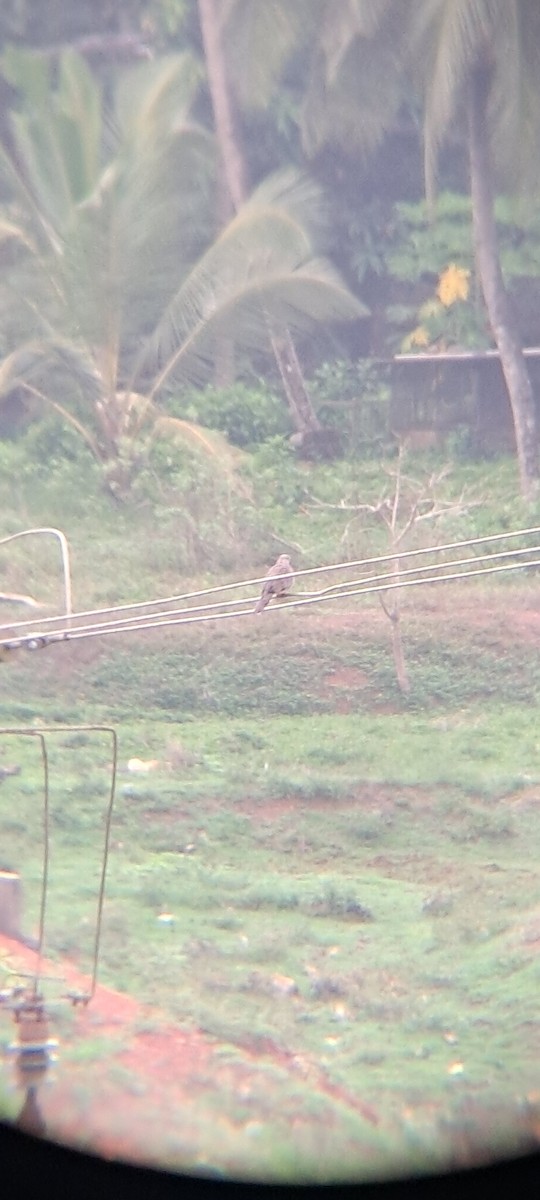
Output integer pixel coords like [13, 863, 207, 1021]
[0, 932, 217, 1163]
[0, 931, 378, 1171]
[323, 666, 370, 689]
[320, 665, 371, 713]
[236, 783, 403, 824]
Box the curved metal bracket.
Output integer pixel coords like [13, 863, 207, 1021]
[0, 725, 118, 1003]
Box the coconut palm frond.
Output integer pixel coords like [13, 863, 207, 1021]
[0, 48, 104, 261]
[407, 0, 511, 201]
[0, 336, 103, 458]
[153, 416, 251, 498]
[113, 52, 203, 146]
[296, 0, 413, 158]
[133, 182, 364, 400]
[0, 339, 103, 413]
[62, 122, 215, 353]
[316, 0, 398, 83]
[0, 139, 64, 257]
[144, 259, 366, 401]
[302, 28, 405, 159]
[52, 50, 102, 197]
[222, 0, 316, 109]
[154, 415, 244, 464]
[238, 167, 330, 243]
[0, 342, 53, 395]
[0, 48, 366, 485]
[489, 2, 540, 194]
[24, 389, 103, 459]
[0, 218, 36, 253]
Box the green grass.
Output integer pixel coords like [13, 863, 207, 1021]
[2, 699, 540, 1178]
[2, 449, 540, 1179]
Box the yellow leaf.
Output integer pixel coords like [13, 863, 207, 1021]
[437, 264, 470, 307]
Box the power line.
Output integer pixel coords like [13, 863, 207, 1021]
[3, 538, 539, 648]
[1, 524, 539, 639]
[2, 549, 539, 656]
[61, 554, 540, 640]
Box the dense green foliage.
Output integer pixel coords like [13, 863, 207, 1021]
[169, 382, 293, 448]
[0, 0, 539, 494]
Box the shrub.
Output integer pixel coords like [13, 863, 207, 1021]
[168, 382, 292, 448]
[247, 437, 309, 510]
[305, 884, 374, 921]
[309, 359, 392, 458]
[130, 440, 267, 571]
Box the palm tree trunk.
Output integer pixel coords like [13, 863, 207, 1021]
[269, 328, 322, 435]
[197, 0, 321, 438]
[197, 0, 241, 386]
[197, 0, 247, 211]
[468, 63, 539, 502]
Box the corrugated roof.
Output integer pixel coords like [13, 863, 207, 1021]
[391, 347, 540, 364]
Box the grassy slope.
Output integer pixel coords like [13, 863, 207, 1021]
[2, 449, 540, 1179]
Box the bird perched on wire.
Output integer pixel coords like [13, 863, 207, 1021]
[254, 554, 294, 614]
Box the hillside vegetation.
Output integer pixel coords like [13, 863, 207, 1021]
[2, 444, 540, 1180]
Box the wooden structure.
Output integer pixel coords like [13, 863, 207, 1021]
[388, 347, 540, 453]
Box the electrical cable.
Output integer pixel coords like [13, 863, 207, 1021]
[3, 539, 540, 645]
[1, 524, 538, 636]
[1, 526, 539, 655]
[1, 551, 538, 654]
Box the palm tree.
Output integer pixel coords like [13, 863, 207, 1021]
[0, 47, 364, 493]
[302, 0, 540, 501]
[411, 0, 540, 501]
[197, 0, 356, 452]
